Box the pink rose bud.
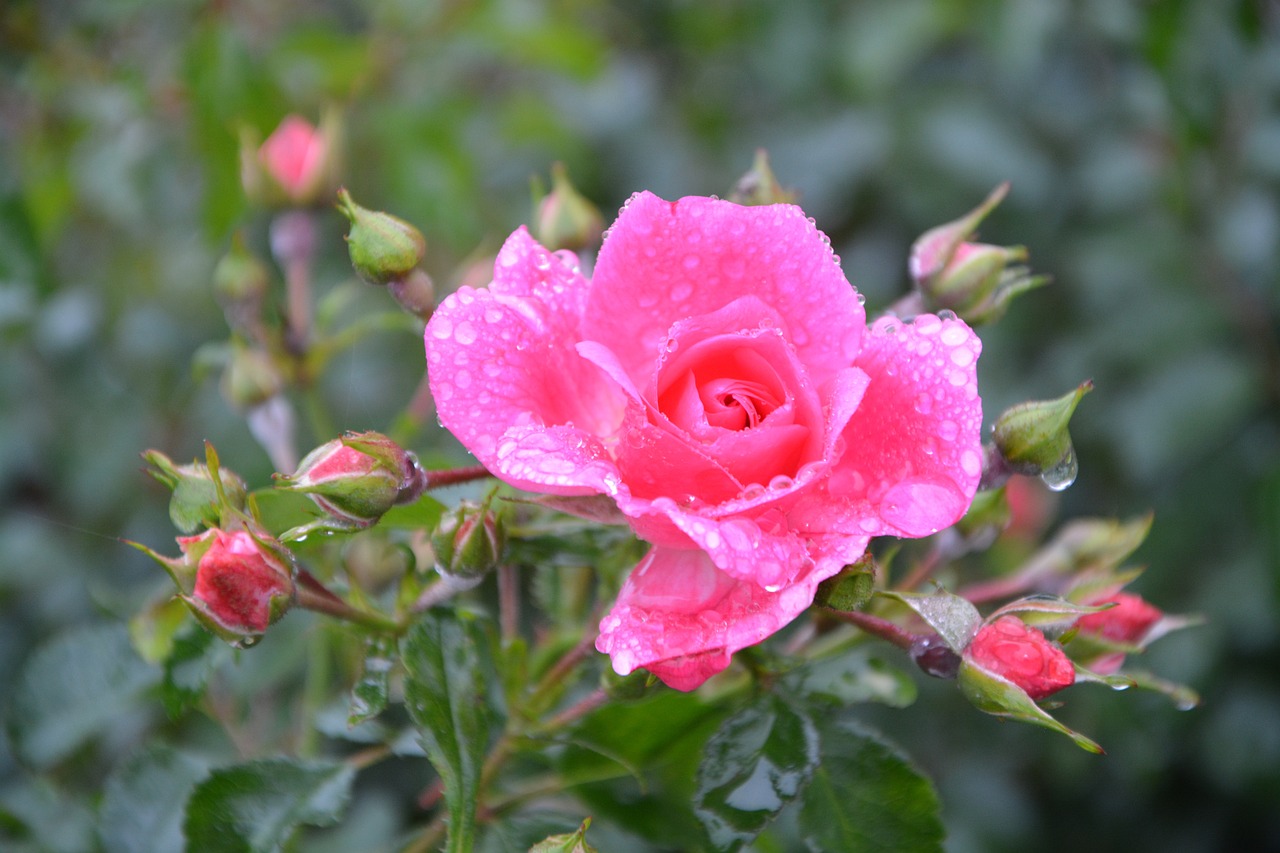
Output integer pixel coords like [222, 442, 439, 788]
[1073, 592, 1163, 674]
[259, 115, 328, 202]
[142, 449, 248, 534]
[133, 528, 296, 645]
[965, 615, 1075, 700]
[534, 162, 603, 251]
[183, 529, 295, 643]
[431, 499, 505, 581]
[909, 184, 1047, 324]
[275, 431, 428, 529]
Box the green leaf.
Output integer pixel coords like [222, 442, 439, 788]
[129, 595, 192, 664]
[988, 593, 1112, 639]
[182, 759, 355, 853]
[162, 628, 226, 718]
[799, 719, 943, 853]
[694, 695, 819, 852]
[402, 611, 493, 853]
[879, 588, 982, 653]
[348, 634, 396, 727]
[785, 647, 917, 709]
[98, 744, 210, 853]
[957, 659, 1104, 753]
[7, 622, 160, 768]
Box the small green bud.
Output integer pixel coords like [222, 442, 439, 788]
[212, 234, 270, 322]
[431, 497, 505, 581]
[337, 188, 427, 286]
[813, 553, 877, 612]
[728, 148, 797, 206]
[992, 380, 1093, 490]
[533, 162, 603, 251]
[142, 448, 248, 534]
[220, 341, 284, 409]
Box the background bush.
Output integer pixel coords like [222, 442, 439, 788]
[1, 1, 1277, 850]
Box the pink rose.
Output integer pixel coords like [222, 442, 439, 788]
[966, 615, 1075, 700]
[258, 115, 329, 203]
[425, 192, 984, 690]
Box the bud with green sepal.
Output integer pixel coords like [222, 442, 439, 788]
[220, 340, 285, 410]
[276, 430, 428, 534]
[431, 492, 506, 582]
[992, 380, 1093, 491]
[240, 110, 342, 208]
[337, 188, 427, 287]
[142, 448, 248, 534]
[213, 234, 271, 336]
[909, 183, 1048, 324]
[131, 524, 297, 647]
[814, 553, 877, 612]
[533, 162, 603, 251]
[728, 148, 797, 206]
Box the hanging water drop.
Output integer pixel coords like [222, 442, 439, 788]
[1039, 446, 1079, 491]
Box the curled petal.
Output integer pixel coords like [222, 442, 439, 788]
[596, 547, 821, 691]
[425, 229, 626, 494]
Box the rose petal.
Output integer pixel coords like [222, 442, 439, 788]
[825, 314, 984, 537]
[584, 193, 864, 388]
[425, 229, 626, 495]
[596, 547, 821, 691]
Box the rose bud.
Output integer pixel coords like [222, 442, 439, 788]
[1073, 592, 1163, 674]
[212, 235, 271, 336]
[142, 449, 248, 534]
[337, 188, 428, 287]
[992, 380, 1093, 491]
[220, 342, 285, 410]
[275, 431, 428, 529]
[728, 148, 797, 206]
[962, 615, 1075, 701]
[533, 162, 603, 251]
[242, 113, 339, 207]
[134, 528, 296, 645]
[909, 184, 1047, 324]
[431, 499, 505, 582]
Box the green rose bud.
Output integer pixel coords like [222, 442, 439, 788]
[431, 498, 505, 581]
[337, 188, 427, 286]
[992, 380, 1093, 490]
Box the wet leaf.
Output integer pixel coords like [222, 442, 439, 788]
[694, 695, 819, 851]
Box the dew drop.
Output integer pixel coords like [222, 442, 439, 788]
[949, 347, 974, 367]
[769, 474, 794, 491]
[671, 281, 693, 301]
[941, 325, 968, 346]
[856, 292, 867, 306]
[454, 321, 477, 345]
[430, 317, 453, 339]
[1039, 446, 1079, 492]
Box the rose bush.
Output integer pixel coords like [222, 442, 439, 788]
[425, 192, 984, 689]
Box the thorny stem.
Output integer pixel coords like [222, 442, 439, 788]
[822, 607, 922, 650]
[424, 464, 493, 490]
[295, 573, 400, 633]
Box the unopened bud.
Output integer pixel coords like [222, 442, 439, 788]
[910, 184, 1048, 324]
[728, 148, 797, 206]
[242, 112, 341, 208]
[213, 235, 270, 331]
[276, 431, 427, 530]
[813, 553, 876, 612]
[221, 342, 284, 409]
[133, 527, 296, 646]
[143, 449, 248, 534]
[534, 163, 603, 251]
[962, 615, 1075, 701]
[431, 499, 505, 580]
[337, 188, 427, 286]
[993, 380, 1093, 490]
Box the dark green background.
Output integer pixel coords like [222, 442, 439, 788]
[2, 1, 1277, 850]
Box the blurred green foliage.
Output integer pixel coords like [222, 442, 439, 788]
[1, 0, 1277, 850]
